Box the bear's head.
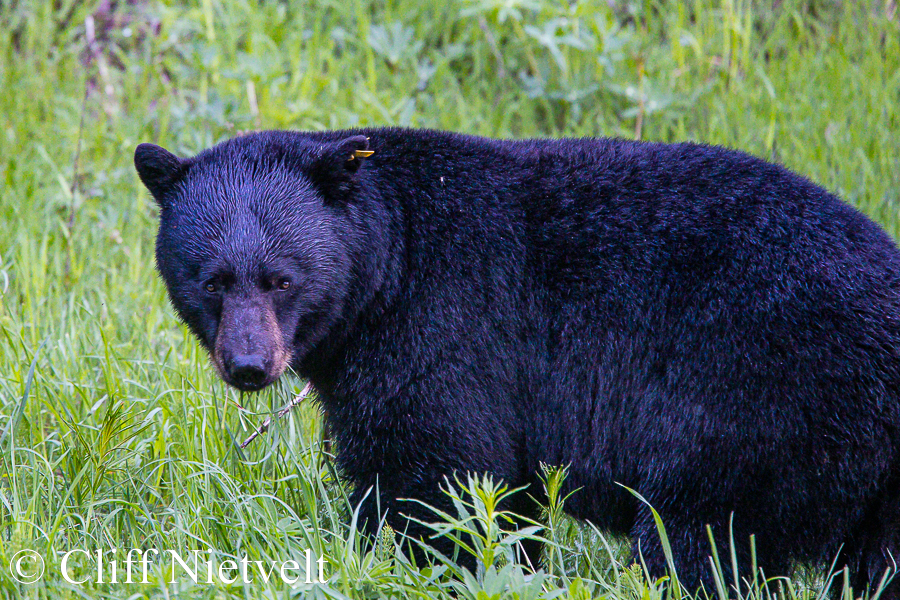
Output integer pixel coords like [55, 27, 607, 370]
[134, 133, 381, 392]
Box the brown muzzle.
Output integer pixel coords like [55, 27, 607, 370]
[213, 296, 291, 391]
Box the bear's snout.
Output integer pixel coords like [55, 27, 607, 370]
[212, 296, 291, 392]
[226, 354, 268, 390]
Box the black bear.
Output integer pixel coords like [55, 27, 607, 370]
[135, 128, 900, 595]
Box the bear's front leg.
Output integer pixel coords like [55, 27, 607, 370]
[322, 373, 531, 570]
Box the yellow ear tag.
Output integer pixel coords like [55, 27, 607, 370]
[352, 150, 375, 159]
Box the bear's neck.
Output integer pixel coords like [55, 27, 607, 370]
[298, 181, 408, 396]
[295, 127, 527, 404]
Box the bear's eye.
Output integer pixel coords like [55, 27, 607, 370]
[204, 282, 218, 294]
[277, 278, 291, 291]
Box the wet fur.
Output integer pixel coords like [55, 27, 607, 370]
[137, 128, 900, 596]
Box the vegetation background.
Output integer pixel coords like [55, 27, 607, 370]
[0, 0, 898, 598]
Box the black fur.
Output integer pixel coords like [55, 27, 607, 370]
[136, 128, 900, 594]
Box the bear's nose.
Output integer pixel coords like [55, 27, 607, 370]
[229, 355, 267, 389]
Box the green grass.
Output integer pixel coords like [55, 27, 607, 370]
[0, 0, 898, 597]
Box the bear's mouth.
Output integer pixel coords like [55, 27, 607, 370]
[212, 354, 290, 393]
[226, 376, 274, 393]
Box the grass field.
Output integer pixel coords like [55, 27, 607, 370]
[1, 0, 899, 598]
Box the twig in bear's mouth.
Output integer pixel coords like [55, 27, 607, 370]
[240, 381, 314, 449]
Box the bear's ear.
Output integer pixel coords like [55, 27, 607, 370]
[308, 136, 373, 201]
[134, 143, 188, 206]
